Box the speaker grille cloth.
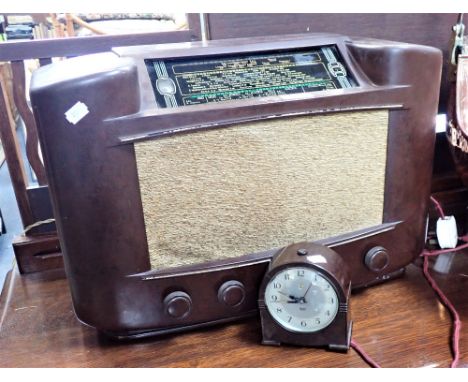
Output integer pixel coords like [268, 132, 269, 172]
[135, 110, 388, 269]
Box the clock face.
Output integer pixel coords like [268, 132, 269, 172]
[264, 266, 339, 333]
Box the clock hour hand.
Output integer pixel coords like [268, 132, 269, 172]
[278, 291, 300, 303]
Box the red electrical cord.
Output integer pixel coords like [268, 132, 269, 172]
[421, 255, 461, 368]
[420, 196, 465, 368]
[350, 196, 464, 368]
[422, 242, 468, 257]
[350, 339, 381, 368]
[430, 196, 446, 219]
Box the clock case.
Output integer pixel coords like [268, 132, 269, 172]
[258, 242, 352, 351]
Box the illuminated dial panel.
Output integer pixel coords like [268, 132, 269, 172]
[146, 45, 356, 108]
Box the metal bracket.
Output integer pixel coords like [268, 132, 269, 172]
[451, 14, 465, 66]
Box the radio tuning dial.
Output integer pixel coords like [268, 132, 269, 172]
[163, 291, 192, 319]
[218, 280, 246, 307]
[365, 246, 390, 272]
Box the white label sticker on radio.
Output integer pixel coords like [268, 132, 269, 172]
[65, 101, 89, 125]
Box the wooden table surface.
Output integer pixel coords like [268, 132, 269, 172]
[0, 254, 466, 368]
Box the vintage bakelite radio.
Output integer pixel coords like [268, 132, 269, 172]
[30, 34, 442, 340]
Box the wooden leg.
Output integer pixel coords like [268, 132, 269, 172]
[0, 65, 34, 227]
[11, 60, 48, 185]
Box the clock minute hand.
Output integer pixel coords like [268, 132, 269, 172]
[302, 282, 312, 297]
[299, 282, 313, 303]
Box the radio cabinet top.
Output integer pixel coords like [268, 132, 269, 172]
[30, 34, 442, 338]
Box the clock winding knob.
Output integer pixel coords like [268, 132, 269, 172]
[163, 291, 192, 319]
[218, 280, 246, 307]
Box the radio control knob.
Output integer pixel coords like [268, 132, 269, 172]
[365, 246, 390, 272]
[163, 291, 192, 319]
[218, 280, 246, 307]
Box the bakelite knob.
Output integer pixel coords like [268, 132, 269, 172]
[218, 280, 246, 307]
[365, 246, 390, 272]
[163, 291, 192, 319]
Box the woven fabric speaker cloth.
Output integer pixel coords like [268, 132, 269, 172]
[135, 110, 389, 269]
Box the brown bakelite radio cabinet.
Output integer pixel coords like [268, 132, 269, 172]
[30, 34, 442, 338]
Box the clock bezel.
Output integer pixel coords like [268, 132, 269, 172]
[264, 265, 341, 334]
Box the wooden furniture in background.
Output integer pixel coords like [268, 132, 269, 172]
[0, 62, 17, 165]
[0, 253, 466, 367]
[0, 14, 202, 273]
[12, 234, 61, 274]
[0, 63, 17, 124]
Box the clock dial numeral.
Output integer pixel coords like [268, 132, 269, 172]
[284, 273, 290, 280]
[301, 321, 307, 327]
[273, 282, 281, 289]
[271, 295, 278, 302]
[297, 270, 305, 277]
